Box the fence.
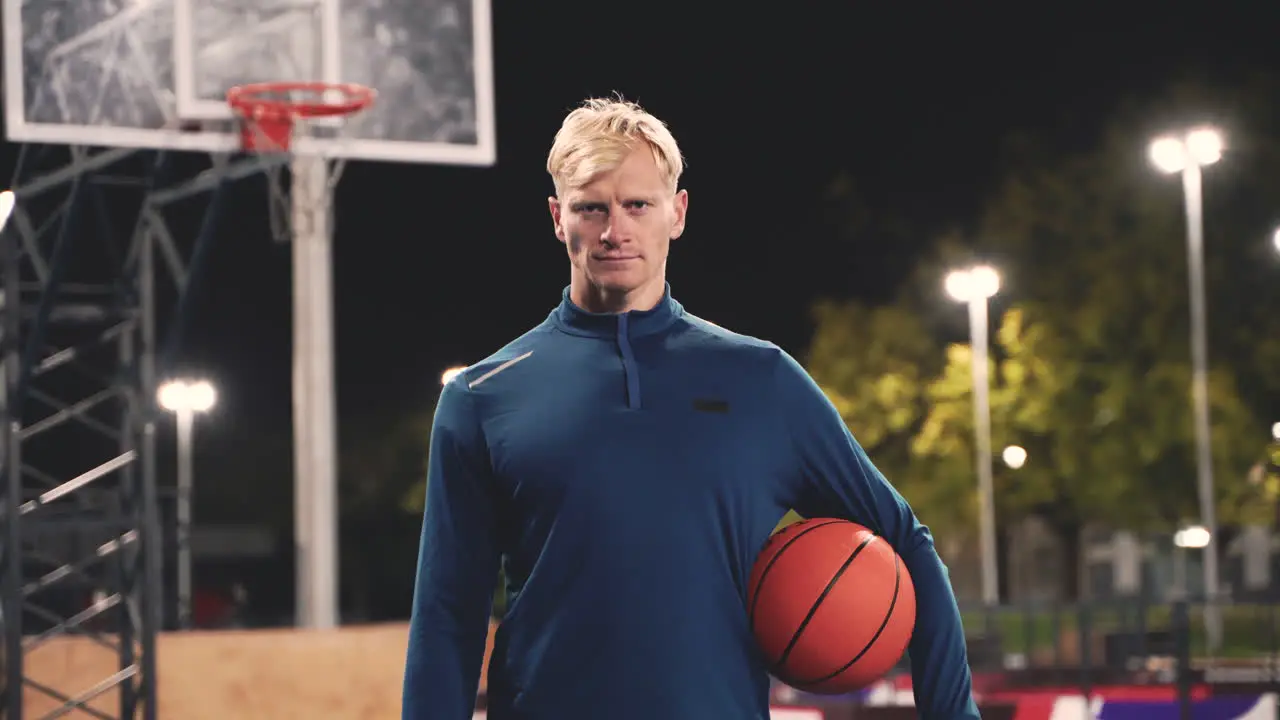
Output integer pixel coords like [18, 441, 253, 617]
[814, 598, 1280, 719]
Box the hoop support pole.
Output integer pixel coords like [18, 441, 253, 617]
[223, 81, 373, 631]
[290, 152, 339, 631]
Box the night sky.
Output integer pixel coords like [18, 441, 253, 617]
[153, 6, 1280, 516]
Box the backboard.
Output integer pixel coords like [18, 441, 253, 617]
[4, 0, 495, 166]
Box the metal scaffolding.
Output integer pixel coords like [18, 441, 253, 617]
[0, 143, 285, 720]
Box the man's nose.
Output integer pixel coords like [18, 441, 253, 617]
[601, 208, 634, 245]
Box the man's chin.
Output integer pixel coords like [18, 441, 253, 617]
[588, 271, 646, 295]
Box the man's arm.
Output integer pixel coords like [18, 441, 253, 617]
[402, 377, 501, 720]
[772, 350, 980, 720]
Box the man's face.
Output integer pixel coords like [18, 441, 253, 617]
[549, 147, 688, 309]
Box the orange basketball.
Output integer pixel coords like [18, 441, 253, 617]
[747, 518, 916, 694]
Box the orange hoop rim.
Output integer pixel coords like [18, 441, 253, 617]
[226, 81, 375, 122]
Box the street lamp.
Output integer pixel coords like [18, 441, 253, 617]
[945, 264, 1002, 606]
[0, 191, 15, 234]
[441, 366, 467, 386]
[1172, 524, 1212, 600]
[1174, 524, 1212, 549]
[1002, 445, 1028, 470]
[157, 378, 217, 629]
[1149, 126, 1223, 647]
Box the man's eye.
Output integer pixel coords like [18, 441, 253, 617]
[625, 201, 650, 210]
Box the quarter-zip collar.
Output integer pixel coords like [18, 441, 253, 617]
[551, 284, 683, 410]
[552, 283, 683, 340]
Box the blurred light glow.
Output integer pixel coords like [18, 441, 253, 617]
[1149, 128, 1224, 174]
[1272, 228, 1280, 256]
[158, 379, 216, 413]
[1002, 445, 1027, 470]
[1149, 137, 1187, 174]
[1186, 128, 1224, 166]
[441, 366, 466, 386]
[945, 265, 1001, 303]
[0, 191, 14, 234]
[1174, 525, 1211, 549]
[1272, 421, 1280, 441]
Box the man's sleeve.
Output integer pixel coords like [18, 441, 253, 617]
[771, 349, 981, 720]
[402, 377, 501, 720]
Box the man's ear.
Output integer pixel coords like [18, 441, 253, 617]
[548, 196, 566, 244]
[670, 189, 689, 240]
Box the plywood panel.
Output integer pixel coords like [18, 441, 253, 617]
[23, 621, 498, 719]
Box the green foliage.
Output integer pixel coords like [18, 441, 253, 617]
[805, 76, 1280, 549]
[803, 299, 972, 535]
[958, 77, 1280, 532]
[911, 305, 1118, 531]
[1259, 441, 1280, 505]
[774, 510, 804, 533]
[806, 300, 940, 448]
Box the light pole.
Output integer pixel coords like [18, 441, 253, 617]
[157, 378, 217, 629]
[946, 265, 1002, 606]
[1149, 127, 1224, 649]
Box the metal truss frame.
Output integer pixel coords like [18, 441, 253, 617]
[0, 143, 286, 719]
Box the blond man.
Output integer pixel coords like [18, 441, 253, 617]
[402, 97, 979, 720]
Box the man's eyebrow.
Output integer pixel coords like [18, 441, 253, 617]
[573, 193, 659, 203]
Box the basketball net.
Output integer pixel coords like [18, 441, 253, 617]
[229, 84, 374, 244]
[261, 126, 348, 246]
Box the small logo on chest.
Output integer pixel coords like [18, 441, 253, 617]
[692, 398, 730, 414]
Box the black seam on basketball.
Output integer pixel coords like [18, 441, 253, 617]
[748, 519, 846, 630]
[797, 541, 903, 687]
[771, 532, 876, 674]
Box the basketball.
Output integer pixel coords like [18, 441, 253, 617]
[747, 518, 916, 694]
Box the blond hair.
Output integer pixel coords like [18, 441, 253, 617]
[546, 96, 685, 196]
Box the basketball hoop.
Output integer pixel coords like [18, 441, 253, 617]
[226, 81, 376, 244]
[226, 81, 375, 153]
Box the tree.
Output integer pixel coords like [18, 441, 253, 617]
[901, 75, 1280, 600]
[910, 299, 1268, 598]
[802, 299, 972, 538]
[980, 74, 1280, 438]
[1265, 440, 1280, 499]
[986, 92, 1274, 515]
[912, 307, 1098, 519]
[906, 77, 1280, 598]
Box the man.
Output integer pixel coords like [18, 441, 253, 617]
[402, 97, 980, 720]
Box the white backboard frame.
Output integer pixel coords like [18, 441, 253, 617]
[3, 0, 496, 167]
[172, 0, 344, 122]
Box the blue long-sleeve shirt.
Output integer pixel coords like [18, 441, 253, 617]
[403, 285, 979, 720]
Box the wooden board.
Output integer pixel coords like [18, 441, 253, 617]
[22, 621, 497, 719]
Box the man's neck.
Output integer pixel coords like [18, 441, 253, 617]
[570, 276, 665, 315]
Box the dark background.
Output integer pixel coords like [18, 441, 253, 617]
[187, 6, 1280, 425]
[33, 4, 1277, 621]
